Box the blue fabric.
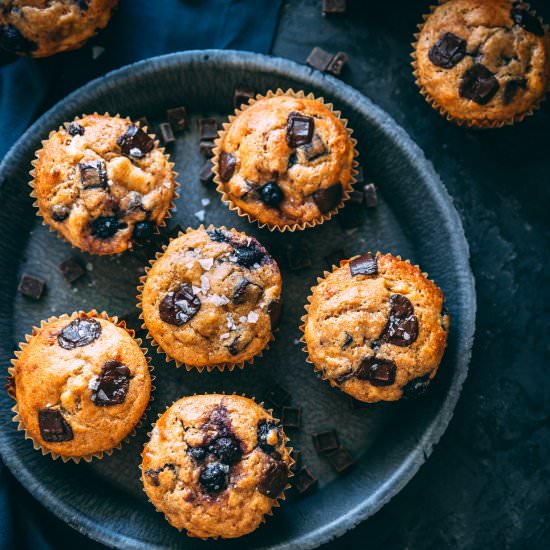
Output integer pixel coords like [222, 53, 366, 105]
[0, 1, 281, 548]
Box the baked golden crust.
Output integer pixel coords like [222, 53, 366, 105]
[33, 114, 176, 255]
[414, 0, 550, 125]
[303, 253, 450, 402]
[141, 394, 291, 539]
[12, 312, 151, 458]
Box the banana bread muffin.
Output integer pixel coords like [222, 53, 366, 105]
[142, 394, 291, 539]
[9, 311, 151, 460]
[0, 0, 118, 57]
[413, 0, 550, 127]
[214, 91, 356, 230]
[302, 253, 450, 403]
[32, 114, 177, 255]
[139, 227, 282, 370]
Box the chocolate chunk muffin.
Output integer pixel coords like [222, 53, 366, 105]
[32, 114, 177, 255]
[413, 0, 550, 127]
[139, 226, 282, 370]
[301, 253, 449, 403]
[0, 0, 118, 57]
[142, 394, 291, 539]
[214, 90, 356, 230]
[9, 311, 151, 461]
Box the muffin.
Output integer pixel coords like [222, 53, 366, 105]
[139, 226, 282, 370]
[413, 0, 550, 127]
[0, 0, 118, 57]
[141, 394, 292, 539]
[301, 253, 449, 403]
[32, 114, 177, 255]
[213, 90, 356, 231]
[9, 311, 151, 461]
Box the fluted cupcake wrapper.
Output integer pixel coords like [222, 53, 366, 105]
[7, 309, 154, 463]
[212, 88, 359, 231]
[29, 113, 180, 256]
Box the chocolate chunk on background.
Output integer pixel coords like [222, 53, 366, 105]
[17, 274, 45, 300]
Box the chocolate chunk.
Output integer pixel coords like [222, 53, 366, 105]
[159, 283, 201, 326]
[232, 278, 263, 304]
[79, 160, 108, 189]
[17, 274, 45, 300]
[258, 459, 289, 497]
[363, 183, 378, 208]
[264, 382, 290, 408]
[286, 112, 314, 148]
[259, 181, 284, 207]
[0, 25, 38, 54]
[379, 294, 419, 346]
[51, 204, 70, 222]
[38, 409, 73, 442]
[293, 466, 318, 494]
[133, 220, 155, 241]
[199, 159, 214, 184]
[58, 318, 102, 350]
[58, 258, 85, 284]
[226, 336, 247, 356]
[459, 63, 499, 105]
[166, 107, 188, 133]
[306, 47, 334, 72]
[403, 373, 431, 399]
[218, 152, 237, 182]
[338, 190, 364, 229]
[349, 253, 378, 276]
[326, 447, 355, 473]
[281, 406, 302, 428]
[199, 118, 218, 141]
[199, 462, 229, 493]
[199, 140, 215, 157]
[342, 332, 353, 349]
[187, 446, 207, 462]
[503, 78, 527, 105]
[66, 122, 85, 136]
[428, 32, 467, 69]
[158, 122, 175, 147]
[234, 87, 255, 109]
[312, 430, 339, 454]
[208, 436, 242, 465]
[117, 124, 154, 158]
[511, 5, 544, 36]
[292, 449, 302, 470]
[144, 468, 160, 486]
[326, 51, 349, 76]
[301, 133, 327, 161]
[312, 182, 343, 213]
[257, 421, 281, 453]
[267, 300, 282, 329]
[285, 243, 312, 271]
[356, 356, 397, 386]
[91, 360, 130, 406]
[137, 117, 150, 130]
[91, 216, 123, 239]
[322, 0, 346, 14]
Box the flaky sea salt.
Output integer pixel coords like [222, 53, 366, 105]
[195, 209, 206, 222]
[92, 46, 105, 60]
[200, 274, 210, 293]
[198, 258, 214, 270]
[211, 294, 229, 306]
[201, 198, 210, 206]
[220, 333, 231, 340]
[227, 314, 237, 330]
[239, 316, 247, 324]
[247, 311, 259, 324]
[88, 376, 100, 390]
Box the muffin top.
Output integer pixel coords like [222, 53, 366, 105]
[142, 394, 291, 539]
[216, 94, 355, 229]
[11, 312, 151, 458]
[33, 114, 176, 255]
[415, 0, 550, 124]
[303, 253, 449, 402]
[0, 0, 118, 57]
[140, 227, 282, 369]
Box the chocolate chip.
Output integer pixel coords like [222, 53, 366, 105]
[281, 406, 302, 428]
[144, 469, 160, 486]
[117, 125, 154, 158]
[133, 220, 155, 241]
[38, 409, 73, 442]
[363, 183, 378, 208]
[166, 107, 188, 132]
[257, 421, 281, 453]
[338, 190, 364, 229]
[403, 373, 431, 399]
[208, 436, 242, 465]
[326, 51, 349, 76]
[326, 447, 355, 473]
[286, 112, 314, 148]
[199, 140, 215, 157]
[459, 63, 499, 105]
[301, 133, 327, 161]
[91, 360, 130, 406]
[349, 253, 378, 276]
[158, 122, 175, 147]
[312, 430, 339, 454]
[57, 318, 102, 350]
[234, 87, 255, 109]
[227, 336, 251, 356]
[17, 274, 45, 300]
[218, 152, 237, 182]
[267, 300, 282, 329]
[51, 204, 70, 222]
[292, 449, 302, 470]
[79, 160, 108, 189]
[187, 446, 207, 462]
[511, 4, 544, 36]
[322, 0, 346, 14]
[0, 25, 38, 54]
[91, 216, 122, 239]
[199, 159, 214, 184]
[58, 258, 85, 284]
[66, 122, 85, 136]
[292, 466, 318, 494]
[259, 181, 284, 207]
[258, 459, 289, 497]
[312, 182, 343, 213]
[306, 47, 334, 72]
[356, 356, 397, 386]
[159, 283, 201, 326]
[503, 78, 527, 105]
[199, 462, 229, 493]
[199, 118, 218, 141]
[379, 294, 419, 346]
[285, 243, 312, 271]
[264, 382, 290, 408]
[428, 32, 467, 69]
[342, 332, 353, 349]
[232, 278, 263, 304]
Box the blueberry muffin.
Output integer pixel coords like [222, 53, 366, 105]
[32, 114, 177, 255]
[142, 394, 291, 539]
[214, 91, 356, 230]
[413, 0, 550, 127]
[0, 0, 118, 57]
[9, 311, 151, 460]
[139, 227, 282, 370]
[302, 253, 449, 403]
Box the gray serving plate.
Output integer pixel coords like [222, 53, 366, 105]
[0, 50, 475, 549]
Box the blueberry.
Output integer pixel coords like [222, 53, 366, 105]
[199, 462, 229, 493]
[90, 216, 121, 239]
[67, 123, 85, 137]
[232, 245, 265, 268]
[257, 420, 281, 453]
[259, 182, 284, 208]
[133, 220, 155, 241]
[187, 446, 207, 462]
[208, 436, 242, 465]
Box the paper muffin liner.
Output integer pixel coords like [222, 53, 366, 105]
[7, 309, 154, 463]
[139, 392, 295, 540]
[136, 224, 281, 372]
[411, 1, 550, 128]
[299, 253, 449, 401]
[29, 113, 180, 255]
[212, 88, 359, 231]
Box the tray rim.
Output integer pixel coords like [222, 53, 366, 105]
[0, 49, 476, 550]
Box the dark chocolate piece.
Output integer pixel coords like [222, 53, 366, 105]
[208, 436, 242, 465]
[232, 278, 263, 305]
[133, 220, 155, 241]
[285, 243, 312, 271]
[403, 373, 431, 399]
[234, 87, 255, 109]
[363, 183, 378, 208]
[326, 447, 355, 473]
[58, 318, 101, 350]
[51, 204, 70, 222]
[159, 283, 201, 326]
[259, 181, 284, 207]
[312, 430, 339, 454]
[281, 406, 302, 428]
[158, 122, 175, 147]
[199, 159, 214, 184]
[199, 462, 229, 493]
[166, 107, 188, 132]
[267, 300, 282, 329]
[58, 258, 85, 284]
[338, 190, 364, 229]
[199, 140, 215, 157]
[293, 466, 318, 494]
[91, 216, 123, 239]
[17, 274, 45, 300]
[66, 122, 85, 136]
[326, 51, 349, 76]
[349, 253, 378, 276]
[511, 4, 544, 36]
[301, 133, 327, 161]
[38, 409, 73, 442]
[0, 25, 38, 54]
[286, 111, 314, 148]
[258, 459, 289, 497]
[459, 64, 499, 105]
[312, 182, 343, 213]
[207, 228, 269, 267]
[117, 125, 154, 158]
[264, 384, 291, 408]
[322, 0, 346, 14]
[79, 160, 108, 189]
[306, 47, 333, 72]
[356, 356, 397, 386]
[218, 152, 237, 182]
[428, 32, 467, 69]
[503, 78, 527, 105]
[91, 360, 130, 406]
[199, 118, 218, 141]
[379, 294, 419, 346]
[136, 117, 150, 130]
